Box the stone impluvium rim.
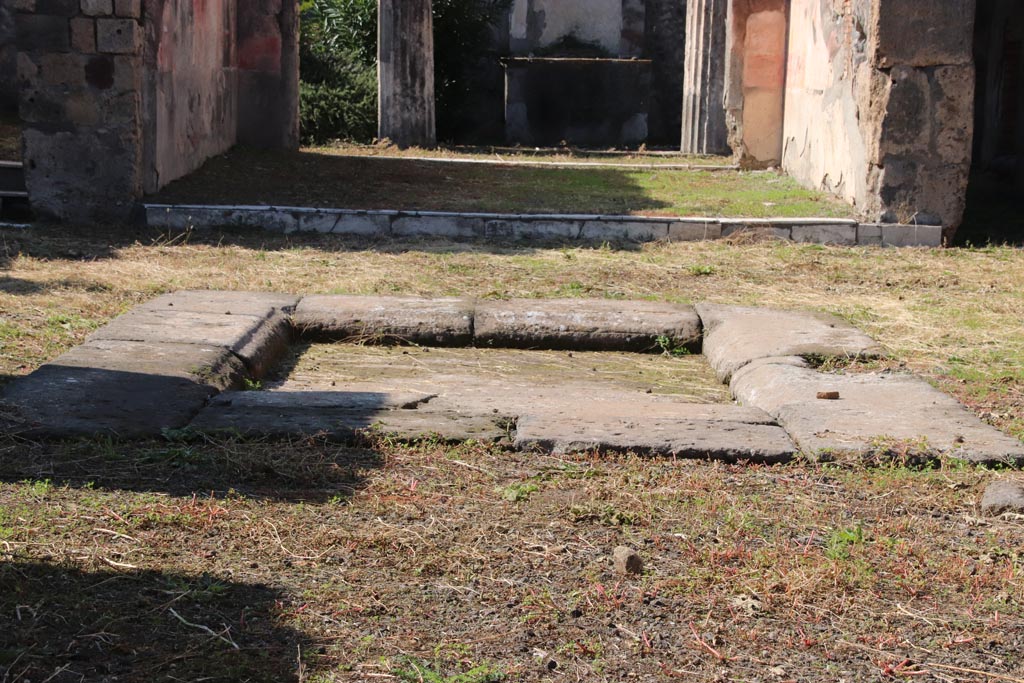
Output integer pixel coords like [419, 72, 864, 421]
[1, 291, 1021, 466]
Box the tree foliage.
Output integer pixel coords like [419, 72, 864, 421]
[299, 0, 510, 144]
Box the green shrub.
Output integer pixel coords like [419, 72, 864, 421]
[299, 0, 510, 144]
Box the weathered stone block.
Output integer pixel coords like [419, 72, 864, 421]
[0, 339, 245, 438]
[11, 0, 37, 12]
[475, 299, 702, 352]
[36, 0, 79, 15]
[790, 224, 857, 246]
[392, 215, 483, 238]
[80, 0, 113, 16]
[580, 220, 668, 242]
[696, 303, 884, 382]
[293, 295, 475, 346]
[113, 0, 140, 18]
[668, 220, 722, 241]
[70, 16, 96, 52]
[856, 224, 883, 246]
[730, 360, 1024, 464]
[880, 224, 942, 248]
[96, 17, 140, 54]
[39, 52, 84, 86]
[15, 14, 70, 51]
[872, 0, 974, 68]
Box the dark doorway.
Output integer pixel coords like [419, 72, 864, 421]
[960, 0, 1024, 245]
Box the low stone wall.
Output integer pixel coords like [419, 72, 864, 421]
[143, 204, 944, 247]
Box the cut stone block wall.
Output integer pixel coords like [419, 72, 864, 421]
[16, 0, 298, 222]
[15, 0, 146, 222]
[782, 0, 976, 231]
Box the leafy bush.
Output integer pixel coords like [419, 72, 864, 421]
[299, 0, 510, 144]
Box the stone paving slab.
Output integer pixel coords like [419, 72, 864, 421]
[190, 391, 509, 442]
[292, 295, 475, 346]
[730, 358, 1024, 464]
[696, 303, 884, 381]
[514, 409, 797, 462]
[475, 299, 701, 352]
[90, 307, 292, 377]
[138, 290, 300, 318]
[1, 340, 245, 437]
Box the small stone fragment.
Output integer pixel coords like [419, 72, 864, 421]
[980, 480, 1024, 516]
[817, 391, 841, 400]
[613, 545, 643, 575]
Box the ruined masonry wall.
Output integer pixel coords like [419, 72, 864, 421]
[15, 0, 146, 222]
[15, 0, 297, 222]
[783, 0, 975, 231]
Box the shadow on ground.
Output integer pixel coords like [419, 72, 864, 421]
[956, 171, 1024, 246]
[148, 147, 673, 217]
[0, 562, 308, 682]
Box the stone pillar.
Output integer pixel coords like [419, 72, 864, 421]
[681, 0, 728, 155]
[378, 0, 436, 148]
[15, 0, 146, 223]
[236, 0, 299, 150]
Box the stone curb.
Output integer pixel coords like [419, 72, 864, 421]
[142, 204, 943, 247]
[328, 154, 741, 171]
[4, 292, 1018, 465]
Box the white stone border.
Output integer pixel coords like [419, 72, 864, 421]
[142, 204, 943, 247]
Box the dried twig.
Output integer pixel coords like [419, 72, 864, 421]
[168, 608, 239, 650]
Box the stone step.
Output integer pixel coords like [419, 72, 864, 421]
[730, 357, 1024, 465]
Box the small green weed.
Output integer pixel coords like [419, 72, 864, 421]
[825, 524, 866, 560]
[689, 264, 716, 276]
[498, 482, 539, 502]
[655, 335, 691, 357]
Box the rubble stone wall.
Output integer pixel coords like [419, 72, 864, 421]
[782, 0, 976, 231]
[15, 0, 147, 222]
[15, 0, 298, 222]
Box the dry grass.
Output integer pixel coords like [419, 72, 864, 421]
[149, 147, 853, 218]
[1, 224, 1023, 682]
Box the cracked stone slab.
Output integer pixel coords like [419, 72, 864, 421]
[292, 295, 474, 346]
[695, 303, 884, 381]
[475, 299, 702, 352]
[0, 340, 245, 438]
[190, 390, 509, 442]
[730, 358, 1024, 464]
[91, 291, 297, 375]
[514, 404, 796, 462]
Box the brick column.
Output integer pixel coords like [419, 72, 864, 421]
[378, 0, 436, 148]
[15, 0, 145, 222]
[681, 0, 728, 154]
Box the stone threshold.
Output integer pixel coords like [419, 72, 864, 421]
[2, 292, 1019, 466]
[143, 204, 943, 247]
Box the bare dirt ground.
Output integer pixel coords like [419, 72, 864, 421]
[1, 226, 1023, 682]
